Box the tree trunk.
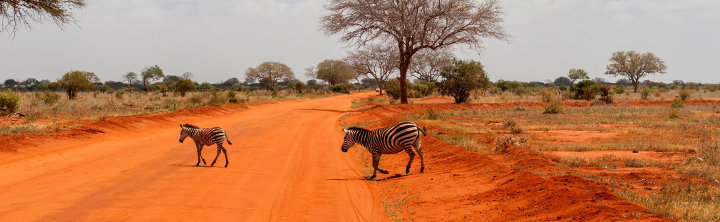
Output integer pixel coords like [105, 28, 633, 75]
[633, 83, 638, 93]
[376, 78, 383, 95]
[143, 80, 149, 92]
[399, 58, 410, 104]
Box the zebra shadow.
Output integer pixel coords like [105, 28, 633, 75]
[171, 163, 225, 168]
[328, 174, 407, 181]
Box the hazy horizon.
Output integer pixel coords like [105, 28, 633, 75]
[1, 0, 718, 84]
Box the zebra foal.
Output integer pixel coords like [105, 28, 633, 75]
[341, 121, 427, 179]
[179, 124, 232, 167]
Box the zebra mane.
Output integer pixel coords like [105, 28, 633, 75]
[347, 126, 369, 132]
[182, 124, 199, 129]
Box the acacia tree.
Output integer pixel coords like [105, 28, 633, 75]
[306, 60, 356, 85]
[345, 44, 397, 95]
[1, 0, 85, 34]
[122, 72, 138, 92]
[409, 48, 455, 82]
[322, 0, 507, 104]
[58, 70, 97, 99]
[568, 68, 589, 84]
[245, 62, 295, 92]
[141, 65, 165, 92]
[604, 51, 667, 92]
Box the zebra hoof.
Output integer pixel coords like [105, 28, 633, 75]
[379, 170, 389, 174]
[420, 168, 424, 173]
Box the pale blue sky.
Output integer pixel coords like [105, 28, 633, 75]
[1, 0, 718, 83]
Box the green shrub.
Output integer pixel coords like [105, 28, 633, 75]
[544, 100, 562, 114]
[412, 82, 436, 97]
[384, 79, 405, 99]
[0, 90, 21, 114]
[330, 83, 354, 94]
[97, 85, 111, 93]
[571, 80, 599, 100]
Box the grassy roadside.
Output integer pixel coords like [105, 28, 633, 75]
[345, 93, 720, 221]
[1, 90, 329, 135]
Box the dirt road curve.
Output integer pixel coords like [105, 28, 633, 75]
[0, 92, 385, 221]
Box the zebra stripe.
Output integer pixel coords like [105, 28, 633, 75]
[179, 124, 232, 167]
[341, 121, 427, 179]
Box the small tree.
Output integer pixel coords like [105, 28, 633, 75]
[174, 79, 195, 96]
[553, 76, 572, 86]
[245, 62, 295, 90]
[3, 79, 17, 88]
[346, 44, 397, 95]
[605, 51, 667, 92]
[141, 65, 165, 92]
[438, 60, 489, 104]
[58, 70, 97, 99]
[0, 0, 85, 34]
[306, 60, 356, 85]
[568, 68, 589, 84]
[122, 72, 138, 92]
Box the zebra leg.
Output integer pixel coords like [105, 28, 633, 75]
[195, 144, 206, 166]
[414, 139, 425, 173]
[211, 144, 221, 167]
[370, 153, 389, 179]
[404, 146, 415, 174]
[375, 154, 389, 175]
[221, 146, 229, 167]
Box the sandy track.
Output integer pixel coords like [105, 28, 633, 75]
[0, 92, 384, 221]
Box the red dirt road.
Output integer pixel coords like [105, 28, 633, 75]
[0, 92, 384, 221]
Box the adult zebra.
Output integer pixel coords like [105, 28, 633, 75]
[179, 124, 232, 167]
[341, 121, 427, 179]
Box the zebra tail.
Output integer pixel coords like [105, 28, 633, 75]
[419, 126, 428, 136]
[226, 134, 233, 145]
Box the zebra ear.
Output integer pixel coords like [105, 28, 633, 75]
[342, 129, 348, 133]
[179, 124, 183, 128]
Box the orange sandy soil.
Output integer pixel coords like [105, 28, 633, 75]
[0, 92, 385, 221]
[343, 97, 688, 221]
